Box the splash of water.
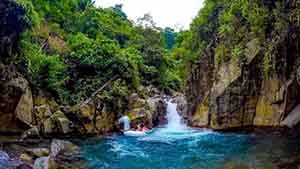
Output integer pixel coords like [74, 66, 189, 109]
[118, 116, 130, 130]
[165, 100, 187, 131]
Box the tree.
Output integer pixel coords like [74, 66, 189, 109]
[137, 13, 156, 29]
[164, 27, 176, 49]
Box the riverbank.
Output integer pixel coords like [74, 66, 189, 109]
[1, 98, 300, 169]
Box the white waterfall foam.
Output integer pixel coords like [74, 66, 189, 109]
[118, 116, 130, 131]
[165, 100, 186, 131]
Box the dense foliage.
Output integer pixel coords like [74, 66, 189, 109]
[173, 0, 300, 78]
[16, 0, 182, 105]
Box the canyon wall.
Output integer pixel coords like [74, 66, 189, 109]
[186, 1, 300, 130]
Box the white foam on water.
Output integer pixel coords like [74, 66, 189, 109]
[138, 100, 213, 143]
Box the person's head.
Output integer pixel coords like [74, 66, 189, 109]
[140, 123, 145, 128]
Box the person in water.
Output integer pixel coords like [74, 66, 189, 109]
[136, 123, 149, 132]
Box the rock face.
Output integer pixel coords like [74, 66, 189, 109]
[67, 96, 116, 135]
[0, 0, 32, 134]
[0, 65, 34, 133]
[172, 95, 188, 120]
[186, 27, 300, 130]
[126, 93, 167, 128]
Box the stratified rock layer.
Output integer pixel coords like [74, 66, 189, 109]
[186, 21, 300, 130]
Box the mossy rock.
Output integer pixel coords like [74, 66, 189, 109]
[34, 94, 59, 113]
[20, 153, 33, 164]
[25, 148, 50, 158]
[254, 95, 279, 126]
[192, 100, 209, 127]
[95, 112, 115, 133]
[35, 104, 52, 121]
[130, 98, 147, 109]
[79, 102, 95, 120]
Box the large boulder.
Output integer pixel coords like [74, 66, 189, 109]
[35, 105, 52, 122]
[11, 77, 34, 126]
[67, 100, 96, 135]
[95, 112, 115, 133]
[50, 140, 80, 157]
[0, 65, 33, 133]
[42, 111, 72, 135]
[33, 91, 59, 113]
[126, 93, 167, 128]
[49, 139, 86, 169]
[68, 97, 118, 135]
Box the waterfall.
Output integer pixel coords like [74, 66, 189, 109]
[118, 116, 130, 131]
[165, 100, 186, 130]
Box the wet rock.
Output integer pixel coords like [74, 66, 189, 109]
[146, 96, 167, 126]
[127, 95, 150, 126]
[43, 118, 54, 135]
[49, 139, 87, 169]
[42, 111, 72, 135]
[172, 95, 188, 119]
[33, 156, 56, 169]
[35, 105, 52, 121]
[21, 126, 40, 140]
[25, 148, 50, 158]
[50, 140, 79, 157]
[20, 153, 33, 164]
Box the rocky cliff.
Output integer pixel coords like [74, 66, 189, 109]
[186, 0, 300, 130]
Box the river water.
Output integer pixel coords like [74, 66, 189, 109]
[81, 101, 300, 169]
